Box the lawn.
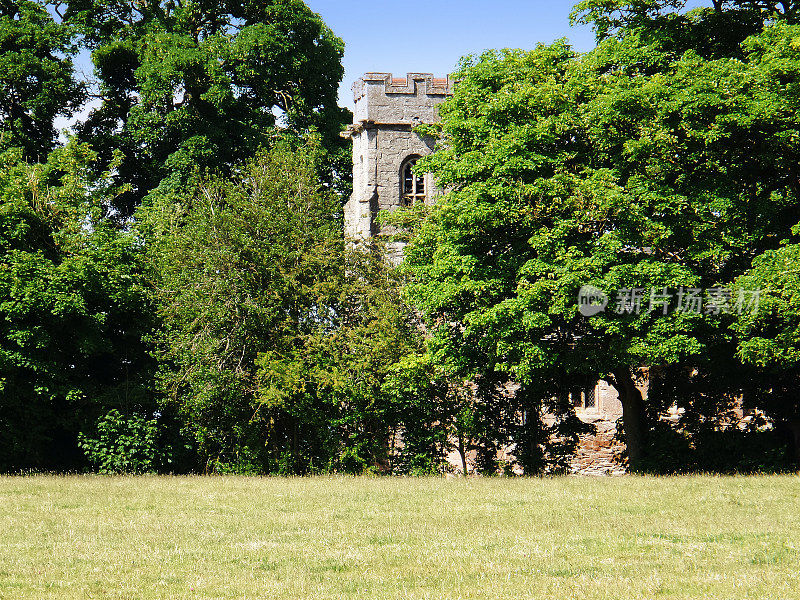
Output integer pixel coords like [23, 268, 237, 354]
[0, 475, 798, 599]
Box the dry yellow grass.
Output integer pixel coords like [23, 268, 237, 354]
[0, 475, 798, 599]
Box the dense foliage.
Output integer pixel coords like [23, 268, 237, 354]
[0, 142, 153, 471]
[66, 0, 350, 215]
[78, 408, 163, 473]
[403, 0, 800, 470]
[0, 0, 84, 160]
[2, 0, 800, 474]
[145, 142, 420, 473]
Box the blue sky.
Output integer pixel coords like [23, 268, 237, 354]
[65, 0, 713, 121]
[304, 0, 599, 109]
[61, 0, 600, 131]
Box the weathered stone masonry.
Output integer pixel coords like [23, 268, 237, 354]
[342, 73, 456, 259]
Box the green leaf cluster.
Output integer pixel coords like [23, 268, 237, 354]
[404, 10, 800, 468]
[0, 0, 84, 160]
[66, 0, 350, 214]
[145, 142, 420, 474]
[0, 141, 153, 470]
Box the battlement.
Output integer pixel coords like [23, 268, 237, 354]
[351, 72, 454, 126]
[353, 73, 456, 102]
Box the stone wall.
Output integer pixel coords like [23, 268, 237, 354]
[571, 417, 628, 476]
[343, 73, 453, 257]
[440, 381, 632, 476]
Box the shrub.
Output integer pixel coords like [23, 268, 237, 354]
[79, 410, 163, 474]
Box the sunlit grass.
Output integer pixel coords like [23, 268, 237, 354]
[0, 475, 798, 599]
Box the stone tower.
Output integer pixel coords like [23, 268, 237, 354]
[342, 73, 455, 258]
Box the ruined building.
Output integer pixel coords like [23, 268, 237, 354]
[342, 73, 628, 475]
[341, 73, 454, 260]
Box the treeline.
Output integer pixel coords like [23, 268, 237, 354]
[403, 0, 800, 473]
[2, 0, 800, 475]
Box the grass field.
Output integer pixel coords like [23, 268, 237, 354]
[0, 475, 798, 599]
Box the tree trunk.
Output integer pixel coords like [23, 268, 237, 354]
[292, 420, 299, 474]
[612, 367, 649, 471]
[457, 434, 468, 476]
[787, 418, 800, 466]
[388, 427, 397, 475]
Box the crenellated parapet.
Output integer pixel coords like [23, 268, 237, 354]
[350, 72, 454, 126]
[353, 72, 456, 101]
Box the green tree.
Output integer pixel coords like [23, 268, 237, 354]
[146, 142, 417, 474]
[65, 0, 349, 216]
[0, 142, 154, 471]
[0, 0, 84, 160]
[383, 352, 473, 475]
[404, 14, 800, 469]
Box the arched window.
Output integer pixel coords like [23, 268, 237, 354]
[401, 157, 426, 206]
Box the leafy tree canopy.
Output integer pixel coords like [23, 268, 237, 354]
[405, 17, 800, 467]
[571, 0, 800, 61]
[0, 0, 84, 160]
[145, 141, 418, 474]
[65, 0, 349, 215]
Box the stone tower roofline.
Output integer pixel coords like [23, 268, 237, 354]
[344, 73, 455, 138]
[353, 72, 456, 102]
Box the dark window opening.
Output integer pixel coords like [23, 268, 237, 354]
[401, 158, 426, 206]
[584, 387, 596, 409]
